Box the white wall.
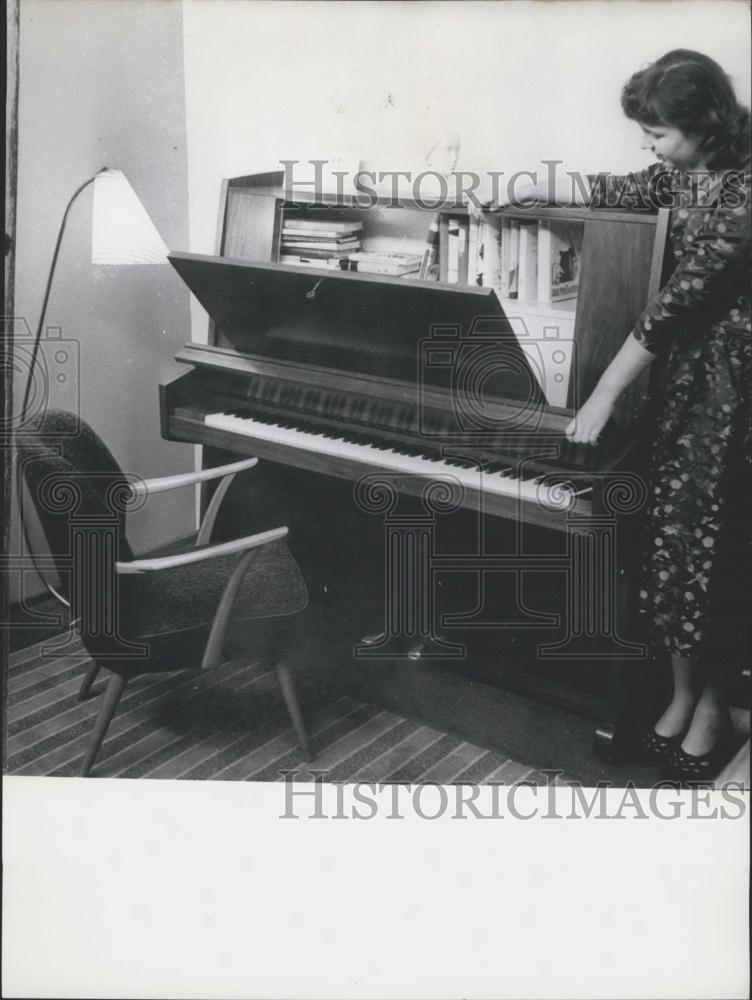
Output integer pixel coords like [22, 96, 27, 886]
[182, 0, 751, 322]
[13, 0, 194, 602]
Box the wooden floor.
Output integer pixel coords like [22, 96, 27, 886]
[5, 635, 562, 783]
[7, 595, 747, 786]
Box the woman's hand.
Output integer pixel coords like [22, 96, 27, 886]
[565, 390, 616, 444]
[566, 335, 655, 443]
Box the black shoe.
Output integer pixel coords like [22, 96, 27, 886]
[634, 726, 687, 766]
[658, 722, 737, 786]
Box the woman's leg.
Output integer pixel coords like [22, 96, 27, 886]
[654, 655, 704, 737]
[681, 677, 732, 756]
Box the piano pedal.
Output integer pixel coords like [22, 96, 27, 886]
[360, 631, 445, 654]
[357, 631, 415, 658]
[360, 630, 387, 646]
[407, 637, 464, 661]
[358, 631, 463, 660]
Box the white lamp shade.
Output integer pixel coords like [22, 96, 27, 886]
[91, 169, 168, 265]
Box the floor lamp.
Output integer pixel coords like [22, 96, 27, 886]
[16, 167, 169, 610]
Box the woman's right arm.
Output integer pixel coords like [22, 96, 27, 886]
[565, 334, 657, 443]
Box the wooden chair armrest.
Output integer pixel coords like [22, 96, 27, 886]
[116, 526, 288, 574]
[131, 456, 258, 496]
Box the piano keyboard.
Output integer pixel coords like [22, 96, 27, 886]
[204, 411, 591, 510]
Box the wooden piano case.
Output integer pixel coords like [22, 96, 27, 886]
[160, 171, 672, 765]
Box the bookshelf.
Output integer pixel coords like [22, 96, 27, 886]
[218, 172, 428, 273]
[213, 170, 669, 424]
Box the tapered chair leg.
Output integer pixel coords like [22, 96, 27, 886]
[80, 671, 128, 777]
[274, 661, 312, 762]
[77, 661, 101, 701]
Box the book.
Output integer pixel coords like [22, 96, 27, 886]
[457, 219, 468, 284]
[279, 244, 355, 260]
[419, 215, 441, 280]
[281, 238, 361, 251]
[283, 218, 364, 234]
[546, 221, 582, 302]
[349, 261, 421, 276]
[282, 229, 360, 244]
[537, 221, 554, 303]
[481, 216, 501, 295]
[347, 251, 423, 265]
[503, 219, 519, 298]
[447, 219, 460, 284]
[282, 228, 362, 241]
[280, 254, 349, 269]
[552, 279, 579, 301]
[517, 222, 538, 301]
[282, 229, 361, 241]
[468, 215, 483, 286]
[347, 251, 422, 275]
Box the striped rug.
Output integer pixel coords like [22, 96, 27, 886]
[5, 638, 544, 783]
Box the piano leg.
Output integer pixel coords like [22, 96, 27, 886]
[593, 662, 654, 761]
[592, 722, 619, 759]
[592, 566, 651, 762]
[407, 638, 460, 661]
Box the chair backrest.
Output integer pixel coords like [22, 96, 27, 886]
[16, 410, 135, 606]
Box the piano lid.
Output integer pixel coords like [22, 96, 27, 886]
[168, 252, 546, 408]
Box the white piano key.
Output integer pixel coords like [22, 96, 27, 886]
[204, 412, 578, 510]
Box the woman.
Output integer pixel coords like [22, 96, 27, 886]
[490, 50, 750, 781]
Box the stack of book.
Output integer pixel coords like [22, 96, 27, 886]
[280, 218, 363, 269]
[346, 251, 423, 276]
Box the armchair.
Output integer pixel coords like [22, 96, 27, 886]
[16, 409, 312, 776]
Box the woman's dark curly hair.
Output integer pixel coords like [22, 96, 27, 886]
[621, 49, 750, 169]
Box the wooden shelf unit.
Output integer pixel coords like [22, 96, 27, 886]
[212, 170, 669, 426]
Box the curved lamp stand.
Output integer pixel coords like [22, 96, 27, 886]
[20, 171, 102, 424]
[16, 167, 168, 608]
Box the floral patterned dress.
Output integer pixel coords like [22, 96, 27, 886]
[589, 160, 751, 663]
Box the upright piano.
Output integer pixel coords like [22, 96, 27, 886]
[160, 171, 670, 759]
